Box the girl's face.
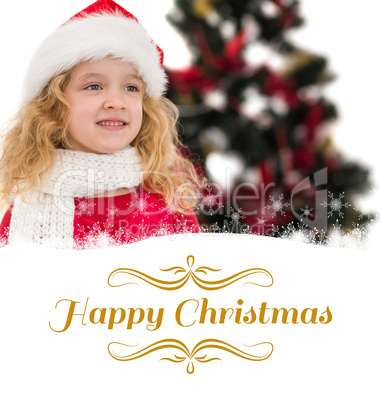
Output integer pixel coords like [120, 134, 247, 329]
[64, 56, 143, 154]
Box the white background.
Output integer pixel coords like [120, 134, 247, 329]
[0, 235, 380, 401]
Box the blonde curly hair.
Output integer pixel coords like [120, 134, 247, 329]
[0, 68, 205, 212]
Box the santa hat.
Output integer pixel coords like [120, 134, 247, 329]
[22, 0, 167, 100]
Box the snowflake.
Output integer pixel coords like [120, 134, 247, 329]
[209, 223, 222, 233]
[350, 223, 368, 246]
[173, 216, 199, 235]
[154, 226, 172, 236]
[0, 223, 9, 248]
[265, 194, 290, 217]
[271, 221, 325, 245]
[300, 205, 314, 219]
[0, 234, 8, 248]
[256, 217, 268, 226]
[75, 223, 124, 249]
[76, 200, 95, 216]
[240, 224, 251, 234]
[327, 220, 368, 249]
[250, 216, 271, 236]
[129, 193, 156, 217]
[332, 219, 341, 232]
[107, 205, 120, 220]
[322, 192, 350, 218]
[353, 205, 374, 222]
[198, 186, 223, 215]
[228, 207, 244, 222]
[224, 207, 245, 232]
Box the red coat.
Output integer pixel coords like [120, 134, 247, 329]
[0, 188, 200, 249]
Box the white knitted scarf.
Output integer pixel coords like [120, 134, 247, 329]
[8, 146, 142, 249]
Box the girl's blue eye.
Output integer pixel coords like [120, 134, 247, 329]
[125, 85, 138, 92]
[86, 84, 101, 90]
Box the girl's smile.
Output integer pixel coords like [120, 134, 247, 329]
[97, 119, 127, 128]
[64, 56, 143, 154]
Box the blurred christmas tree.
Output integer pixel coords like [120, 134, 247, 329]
[166, 0, 372, 239]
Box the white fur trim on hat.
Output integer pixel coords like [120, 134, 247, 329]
[22, 12, 167, 101]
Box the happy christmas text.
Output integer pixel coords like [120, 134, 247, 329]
[49, 297, 332, 332]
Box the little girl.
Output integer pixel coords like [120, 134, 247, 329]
[0, 0, 204, 249]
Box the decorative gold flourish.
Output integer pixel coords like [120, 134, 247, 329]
[108, 338, 274, 374]
[108, 255, 273, 290]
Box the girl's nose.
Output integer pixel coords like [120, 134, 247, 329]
[103, 91, 126, 110]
